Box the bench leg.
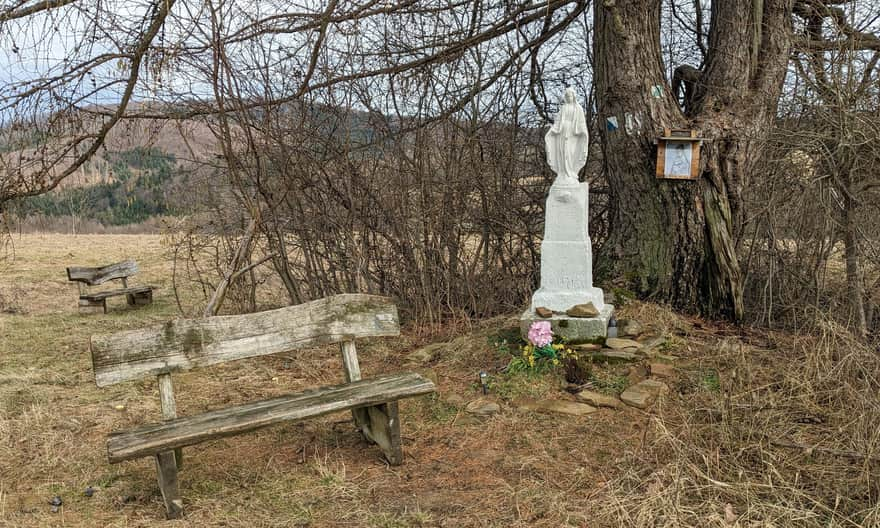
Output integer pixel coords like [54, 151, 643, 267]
[351, 408, 370, 435]
[155, 451, 184, 519]
[132, 290, 153, 306]
[361, 402, 403, 466]
[78, 298, 106, 314]
[126, 293, 136, 306]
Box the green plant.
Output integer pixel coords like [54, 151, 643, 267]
[488, 326, 522, 357]
[513, 321, 579, 374]
[699, 369, 721, 392]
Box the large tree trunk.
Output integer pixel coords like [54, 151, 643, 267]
[594, 0, 791, 320]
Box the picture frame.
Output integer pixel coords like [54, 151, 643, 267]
[655, 128, 702, 180]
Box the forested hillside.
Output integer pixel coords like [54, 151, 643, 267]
[10, 147, 185, 226]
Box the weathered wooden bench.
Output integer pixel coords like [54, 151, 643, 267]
[67, 260, 155, 314]
[89, 293, 436, 519]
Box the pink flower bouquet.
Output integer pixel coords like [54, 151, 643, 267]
[527, 321, 553, 347]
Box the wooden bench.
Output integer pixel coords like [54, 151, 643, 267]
[67, 260, 155, 314]
[89, 293, 436, 519]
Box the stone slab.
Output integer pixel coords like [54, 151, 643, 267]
[465, 398, 500, 417]
[520, 303, 614, 344]
[620, 379, 669, 409]
[575, 390, 621, 409]
[617, 319, 643, 337]
[590, 349, 640, 362]
[649, 362, 676, 378]
[605, 337, 642, 350]
[515, 398, 597, 416]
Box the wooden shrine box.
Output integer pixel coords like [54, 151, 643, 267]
[655, 128, 702, 180]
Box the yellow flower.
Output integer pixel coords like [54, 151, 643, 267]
[552, 358, 559, 366]
[552, 343, 564, 350]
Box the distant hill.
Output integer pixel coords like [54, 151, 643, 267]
[4, 106, 223, 227]
[13, 146, 188, 226]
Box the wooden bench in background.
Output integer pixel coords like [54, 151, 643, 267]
[89, 293, 436, 519]
[67, 260, 155, 314]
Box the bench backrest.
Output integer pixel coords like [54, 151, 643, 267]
[90, 293, 400, 387]
[67, 260, 139, 286]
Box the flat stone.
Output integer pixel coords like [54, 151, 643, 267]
[639, 336, 666, 347]
[571, 343, 602, 352]
[465, 398, 500, 416]
[620, 380, 669, 409]
[575, 390, 621, 409]
[626, 364, 649, 385]
[590, 349, 640, 362]
[535, 306, 553, 318]
[516, 398, 597, 416]
[407, 343, 443, 364]
[520, 303, 614, 343]
[649, 362, 675, 378]
[605, 337, 642, 350]
[618, 319, 643, 337]
[566, 302, 599, 318]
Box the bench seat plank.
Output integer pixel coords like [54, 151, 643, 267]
[107, 372, 434, 463]
[80, 285, 155, 301]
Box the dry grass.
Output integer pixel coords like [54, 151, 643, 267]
[594, 311, 880, 527]
[0, 234, 877, 527]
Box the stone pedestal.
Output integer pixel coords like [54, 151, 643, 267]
[520, 303, 614, 344]
[522, 180, 613, 342]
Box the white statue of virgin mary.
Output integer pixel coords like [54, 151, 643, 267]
[545, 87, 589, 185]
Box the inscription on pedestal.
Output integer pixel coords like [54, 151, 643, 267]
[544, 276, 589, 290]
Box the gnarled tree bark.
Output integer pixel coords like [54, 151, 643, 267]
[594, 0, 792, 320]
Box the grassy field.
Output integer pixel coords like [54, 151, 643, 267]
[1, 234, 878, 527]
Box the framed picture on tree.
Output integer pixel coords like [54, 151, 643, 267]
[655, 128, 702, 180]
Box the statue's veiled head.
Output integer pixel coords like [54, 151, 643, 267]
[564, 87, 576, 104]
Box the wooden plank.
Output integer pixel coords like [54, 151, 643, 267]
[157, 374, 183, 468]
[81, 285, 155, 302]
[67, 260, 139, 286]
[155, 451, 183, 519]
[106, 372, 435, 463]
[91, 294, 400, 387]
[131, 290, 153, 306]
[655, 140, 667, 178]
[689, 142, 701, 178]
[364, 402, 403, 465]
[158, 374, 178, 420]
[79, 298, 106, 314]
[340, 340, 369, 432]
[340, 341, 362, 382]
